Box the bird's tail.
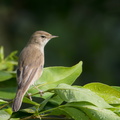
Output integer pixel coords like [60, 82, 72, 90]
[12, 89, 25, 112]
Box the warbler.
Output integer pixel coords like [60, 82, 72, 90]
[12, 31, 58, 112]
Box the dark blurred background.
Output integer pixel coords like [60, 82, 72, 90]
[0, 0, 120, 86]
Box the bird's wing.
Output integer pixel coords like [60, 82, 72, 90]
[16, 46, 44, 90]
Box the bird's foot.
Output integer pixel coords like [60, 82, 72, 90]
[34, 85, 44, 96]
[27, 93, 32, 101]
[39, 90, 44, 96]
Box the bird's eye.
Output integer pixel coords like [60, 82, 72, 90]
[41, 35, 46, 38]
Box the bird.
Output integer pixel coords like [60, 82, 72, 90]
[12, 31, 58, 112]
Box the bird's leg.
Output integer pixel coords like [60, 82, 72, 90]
[34, 85, 44, 96]
[27, 92, 32, 101]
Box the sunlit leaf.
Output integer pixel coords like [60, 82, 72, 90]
[0, 99, 8, 104]
[0, 46, 4, 61]
[54, 83, 112, 108]
[83, 83, 120, 104]
[29, 61, 83, 95]
[79, 105, 120, 120]
[0, 109, 11, 120]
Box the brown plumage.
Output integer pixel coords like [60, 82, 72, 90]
[12, 31, 58, 112]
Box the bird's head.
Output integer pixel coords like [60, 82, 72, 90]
[29, 31, 58, 46]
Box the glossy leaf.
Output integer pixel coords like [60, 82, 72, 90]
[29, 61, 83, 94]
[60, 107, 89, 120]
[80, 105, 120, 120]
[54, 83, 112, 108]
[83, 82, 120, 104]
[0, 109, 11, 120]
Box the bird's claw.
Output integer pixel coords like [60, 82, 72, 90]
[27, 93, 32, 101]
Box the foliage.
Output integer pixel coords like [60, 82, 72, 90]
[0, 47, 120, 120]
[0, 46, 18, 71]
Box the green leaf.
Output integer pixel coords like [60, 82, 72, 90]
[110, 106, 120, 116]
[0, 61, 17, 71]
[66, 101, 96, 108]
[83, 82, 120, 104]
[79, 105, 120, 120]
[0, 87, 16, 99]
[0, 71, 13, 82]
[49, 95, 63, 105]
[21, 108, 35, 114]
[0, 46, 18, 71]
[23, 97, 40, 106]
[47, 107, 70, 118]
[9, 118, 20, 120]
[112, 86, 120, 92]
[39, 95, 53, 111]
[0, 109, 11, 120]
[54, 83, 112, 108]
[66, 102, 120, 119]
[0, 99, 8, 104]
[5, 51, 18, 61]
[60, 107, 90, 120]
[0, 46, 4, 61]
[29, 61, 83, 95]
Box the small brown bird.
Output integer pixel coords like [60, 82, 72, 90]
[12, 31, 58, 112]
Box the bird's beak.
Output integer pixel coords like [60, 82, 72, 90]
[51, 35, 59, 38]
